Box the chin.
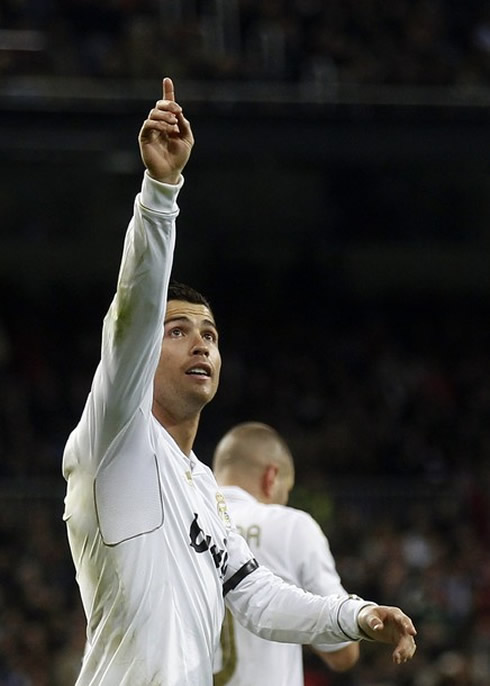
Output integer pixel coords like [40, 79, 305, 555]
[189, 389, 216, 411]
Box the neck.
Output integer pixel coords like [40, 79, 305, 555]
[152, 403, 200, 457]
[219, 475, 264, 502]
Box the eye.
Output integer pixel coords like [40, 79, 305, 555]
[203, 330, 217, 343]
[169, 327, 184, 337]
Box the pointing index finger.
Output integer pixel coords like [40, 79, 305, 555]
[163, 77, 175, 102]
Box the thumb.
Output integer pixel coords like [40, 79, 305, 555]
[366, 612, 384, 632]
[358, 606, 385, 637]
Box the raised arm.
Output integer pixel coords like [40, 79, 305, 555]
[84, 78, 194, 464]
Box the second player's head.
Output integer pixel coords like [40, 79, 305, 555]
[213, 422, 295, 505]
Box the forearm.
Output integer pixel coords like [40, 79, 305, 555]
[114, 172, 179, 292]
[227, 565, 375, 646]
[107, 172, 181, 346]
[313, 642, 360, 672]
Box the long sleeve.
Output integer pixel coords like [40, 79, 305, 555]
[63, 172, 183, 476]
[227, 564, 375, 645]
[224, 528, 375, 646]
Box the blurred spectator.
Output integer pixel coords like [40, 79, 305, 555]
[0, 0, 489, 86]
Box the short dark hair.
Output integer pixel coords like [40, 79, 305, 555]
[168, 280, 212, 312]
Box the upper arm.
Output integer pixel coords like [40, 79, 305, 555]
[88, 188, 178, 461]
[223, 528, 259, 596]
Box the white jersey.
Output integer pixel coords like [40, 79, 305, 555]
[63, 173, 375, 686]
[214, 487, 352, 686]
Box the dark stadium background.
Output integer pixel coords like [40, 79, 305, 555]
[1, 2, 490, 684]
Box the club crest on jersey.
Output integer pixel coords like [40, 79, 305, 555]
[216, 492, 232, 530]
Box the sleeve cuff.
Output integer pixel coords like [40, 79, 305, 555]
[336, 595, 378, 641]
[140, 170, 184, 214]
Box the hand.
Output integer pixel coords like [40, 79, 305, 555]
[138, 77, 194, 184]
[357, 605, 417, 664]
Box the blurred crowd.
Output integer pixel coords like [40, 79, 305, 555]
[0, 0, 490, 86]
[1, 2, 490, 682]
[0, 292, 489, 684]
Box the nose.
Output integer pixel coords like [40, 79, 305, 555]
[191, 335, 210, 357]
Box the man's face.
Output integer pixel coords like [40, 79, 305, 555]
[153, 300, 221, 420]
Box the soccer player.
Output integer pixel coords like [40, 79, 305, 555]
[62, 77, 417, 686]
[212, 422, 360, 686]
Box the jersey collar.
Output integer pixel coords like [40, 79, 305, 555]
[153, 417, 204, 474]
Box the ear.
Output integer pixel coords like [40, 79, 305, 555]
[261, 464, 279, 500]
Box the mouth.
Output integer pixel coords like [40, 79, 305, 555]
[185, 364, 212, 379]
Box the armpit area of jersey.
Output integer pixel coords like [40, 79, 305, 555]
[223, 559, 259, 596]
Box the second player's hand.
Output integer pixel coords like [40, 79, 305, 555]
[357, 605, 417, 664]
[138, 77, 194, 184]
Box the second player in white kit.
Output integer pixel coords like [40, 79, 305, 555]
[213, 423, 360, 686]
[215, 487, 356, 686]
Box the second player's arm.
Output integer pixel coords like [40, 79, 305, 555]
[295, 512, 360, 671]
